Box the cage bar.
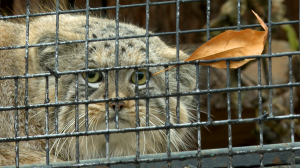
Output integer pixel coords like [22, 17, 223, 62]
[0, 0, 299, 167]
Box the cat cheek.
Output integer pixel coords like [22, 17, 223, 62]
[88, 104, 106, 118]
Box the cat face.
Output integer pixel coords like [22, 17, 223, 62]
[27, 15, 197, 160]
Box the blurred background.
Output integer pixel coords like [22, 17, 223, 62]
[1, 0, 300, 151]
[1, 0, 299, 45]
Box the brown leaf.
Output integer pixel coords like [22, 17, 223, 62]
[154, 10, 268, 76]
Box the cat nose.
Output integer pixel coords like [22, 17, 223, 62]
[109, 101, 126, 111]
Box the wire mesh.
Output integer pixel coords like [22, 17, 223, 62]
[0, 0, 300, 167]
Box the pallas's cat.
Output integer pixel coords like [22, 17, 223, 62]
[0, 14, 198, 165]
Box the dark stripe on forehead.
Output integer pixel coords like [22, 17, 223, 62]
[104, 43, 110, 48]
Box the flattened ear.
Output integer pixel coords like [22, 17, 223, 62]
[29, 32, 81, 73]
[158, 48, 196, 90]
[159, 48, 189, 62]
[160, 48, 207, 92]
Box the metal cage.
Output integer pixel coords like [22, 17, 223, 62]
[0, 0, 300, 167]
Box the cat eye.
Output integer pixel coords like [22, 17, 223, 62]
[82, 72, 102, 83]
[131, 69, 147, 85]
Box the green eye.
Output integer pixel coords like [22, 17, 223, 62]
[131, 69, 147, 85]
[82, 72, 102, 83]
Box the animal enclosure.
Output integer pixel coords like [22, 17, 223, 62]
[0, 0, 300, 167]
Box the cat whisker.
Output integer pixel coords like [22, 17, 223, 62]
[85, 117, 96, 159]
[89, 117, 101, 158]
[140, 117, 158, 153]
[53, 112, 88, 159]
[146, 113, 192, 152]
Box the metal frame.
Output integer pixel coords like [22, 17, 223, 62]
[0, 0, 299, 167]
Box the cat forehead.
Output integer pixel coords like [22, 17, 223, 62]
[32, 15, 166, 67]
[74, 18, 160, 66]
[89, 22, 144, 37]
[86, 38, 148, 67]
[65, 16, 146, 37]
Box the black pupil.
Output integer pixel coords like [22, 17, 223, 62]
[137, 72, 144, 80]
[88, 73, 96, 78]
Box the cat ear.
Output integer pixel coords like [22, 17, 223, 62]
[160, 47, 190, 63]
[29, 32, 80, 73]
[158, 48, 197, 91]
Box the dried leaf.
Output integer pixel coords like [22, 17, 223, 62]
[154, 10, 268, 76]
